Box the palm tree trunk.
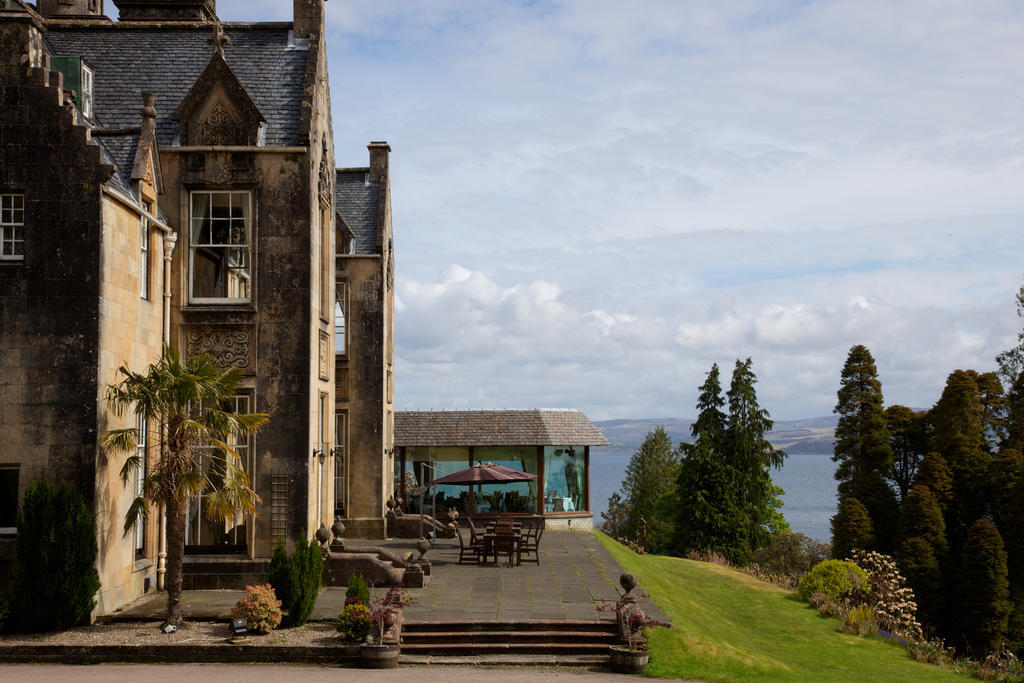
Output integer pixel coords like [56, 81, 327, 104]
[164, 497, 188, 625]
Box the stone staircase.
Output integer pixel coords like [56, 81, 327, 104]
[399, 619, 621, 665]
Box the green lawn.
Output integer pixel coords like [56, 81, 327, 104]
[596, 532, 967, 681]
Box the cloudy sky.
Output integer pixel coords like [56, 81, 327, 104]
[128, 1, 1024, 420]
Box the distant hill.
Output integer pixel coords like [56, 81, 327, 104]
[593, 416, 837, 458]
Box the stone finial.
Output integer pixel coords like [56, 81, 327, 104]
[207, 22, 230, 58]
[620, 572, 637, 595]
[416, 538, 430, 560]
[316, 523, 331, 558]
[141, 92, 157, 121]
[447, 508, 459, 523]
[386, 495, 395, 510]
[331, 515, 346, 540]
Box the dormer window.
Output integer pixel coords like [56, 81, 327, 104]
[81, 63, 94, 121]
[50, 56, 95, 123]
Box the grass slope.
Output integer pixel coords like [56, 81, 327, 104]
[596, 533, 966, 681]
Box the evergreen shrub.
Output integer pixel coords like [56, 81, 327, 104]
[268, 537, 323, 627]
[797, 559, 867, 603]
[13, 479, 101, 631]
[346, 573, 370, 605]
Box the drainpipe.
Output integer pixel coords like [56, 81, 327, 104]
[156, 231, 177, 590]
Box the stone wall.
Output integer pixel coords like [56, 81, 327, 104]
[0, 23, 111, 516]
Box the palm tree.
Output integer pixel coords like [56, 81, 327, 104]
[103, 345, 269, 625]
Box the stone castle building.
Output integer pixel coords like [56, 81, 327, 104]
[0, 0, 395, 614]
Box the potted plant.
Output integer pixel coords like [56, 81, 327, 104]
[598, 583, 664, 674]
[359, 585, 418, 668]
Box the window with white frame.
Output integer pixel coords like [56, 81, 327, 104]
[189, 191, 251, 303]
[334, 281, 346, 354]
[140, 214, 149, 299]
[1, 194, 25, 261]
[135, 415, 147, 556]
[80, 63, 94, 122]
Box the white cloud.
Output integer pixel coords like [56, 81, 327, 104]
[192, 2, 1024, 419]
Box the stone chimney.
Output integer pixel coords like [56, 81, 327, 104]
[37, 0, 106, 19]
[113, 0, 218, 22]
[293, 0, 325, 39]
[368, 141, 390, 182]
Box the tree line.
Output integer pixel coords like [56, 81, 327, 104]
[602, 282, 1024, 658]
[831, 284, 1024, 656]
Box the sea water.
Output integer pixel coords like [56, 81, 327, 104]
[589, 451, 838, 543]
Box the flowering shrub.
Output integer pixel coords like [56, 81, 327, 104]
[849, 549, 922, 640]
[336, 602, 372, 643]
[797, 560, 867, 603]
[231, 584, 283, 634]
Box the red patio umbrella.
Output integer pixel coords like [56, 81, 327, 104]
[427, 462, 537, 486]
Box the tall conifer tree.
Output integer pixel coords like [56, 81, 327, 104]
[725, 358, 788, 562]
[619, 426, 678, 552]
[832, 345, 898, 552]
[674, 363, 743, 560]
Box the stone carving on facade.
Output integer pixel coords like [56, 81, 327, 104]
[361, 278, 380, 313]
[319, 330, 330, 379]
[200, 102, 240, 146]
[185, 327, 251, 369]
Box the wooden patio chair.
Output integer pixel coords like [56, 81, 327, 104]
[455, 523, 484, 565]
[520, 520, 544, 565]
[466, 517, 480, 544]
[492, 528, 521, 567]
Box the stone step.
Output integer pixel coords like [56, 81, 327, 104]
[400, 642, 613, 655]
[404, 619, 617, 633]
[399, 653, 610, 667]
[402, 629, 620, 644]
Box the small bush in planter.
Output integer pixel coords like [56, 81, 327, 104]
[232, 584, 283, 634]
[346, 573, 370, 605]
[336, 602, 373, 643]
[797, 559, 867, 603]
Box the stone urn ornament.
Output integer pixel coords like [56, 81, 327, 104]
[331, 516, 346, 551]
[315, 523, 331, 557]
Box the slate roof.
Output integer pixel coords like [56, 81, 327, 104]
[394, 410, 610, 447]
[94, 133, 136, 197]
[92, 131, 137, 190]
[44, 24, 307, 148]
[335, 168, 379, 255]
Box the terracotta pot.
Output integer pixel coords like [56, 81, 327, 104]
[609, 645, 649, 674]
[360, 643, 400, 669]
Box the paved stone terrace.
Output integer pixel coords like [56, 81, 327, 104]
[112, 531, 667, 625]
